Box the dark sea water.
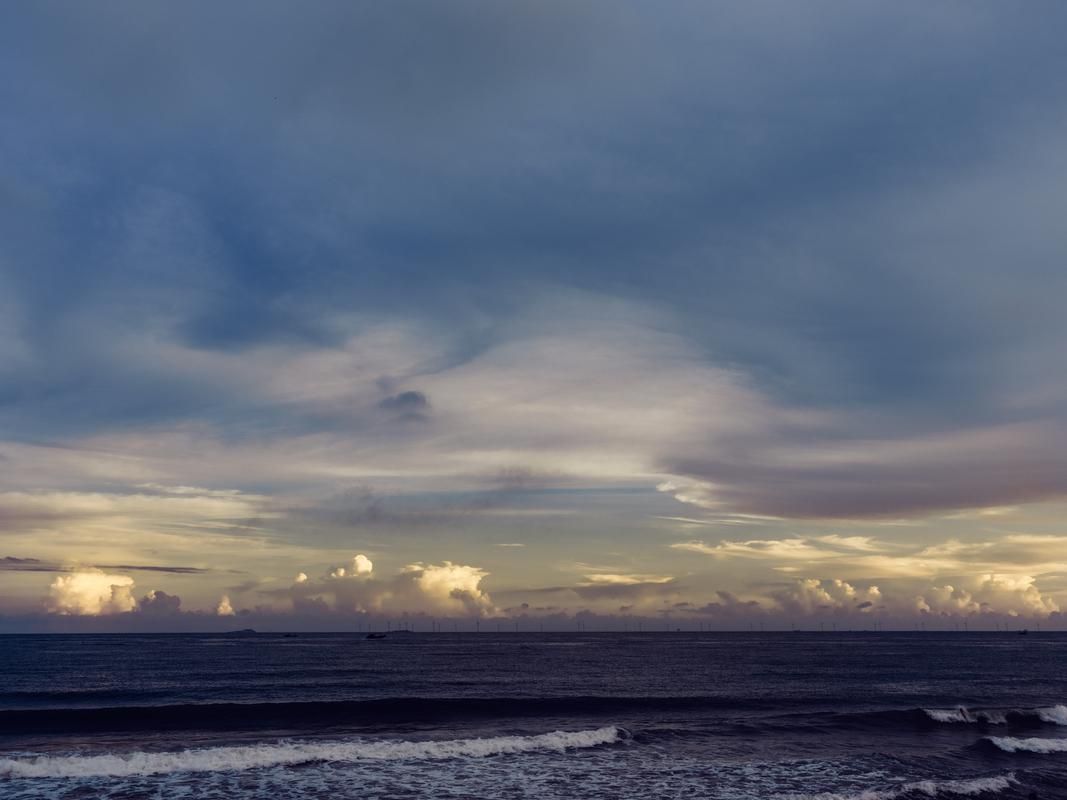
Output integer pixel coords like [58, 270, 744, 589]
[1, 632, 1066, 799]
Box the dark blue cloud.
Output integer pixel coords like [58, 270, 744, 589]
[2, 1, 1067, 485]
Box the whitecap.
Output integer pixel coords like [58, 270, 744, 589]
[987, 736, 1067, 754]
[1036, 705, 1067, 725]
[923, 707, 1006, 724]
[923, 707, 976, 724]
[0, 726, 625, 779]
[784, 773, 1016, 799]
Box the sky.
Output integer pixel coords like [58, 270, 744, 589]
[3, 2, 1067, 631]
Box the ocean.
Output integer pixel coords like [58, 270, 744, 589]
[1, 631, 1065, 799]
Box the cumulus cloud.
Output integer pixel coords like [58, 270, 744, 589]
[138, 589, 182, 615]
[408, 562, 493, 614]
[291, 556, 495, 616]
[216, 595, 235, 616]
[328, 555, 373, 579]
[761, 575, 1059, 620]
[913, 574, 1059, 618]
[774, 579, 883, 615]
[47, 570, 137, 615]
[43, 570, 187, 618]
[687, 590, 765, 618]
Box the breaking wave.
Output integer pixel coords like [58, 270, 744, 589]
[0, 726, 626, 779]
[922, 708, 1007, 725]
[1036, 705, 1067, 725]
[922, 704, 1067, 726]
[785, 773, 1016, 799]
[985, 736, 1067, 754]
[806, 704, 1067, 734]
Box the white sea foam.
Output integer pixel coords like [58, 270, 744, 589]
[0, 726, 624, 779]
[923, 707, 975, 723]
[896, 775, 1017, 797]
[924, 703, 1067, 726]
[987, 736, 1067, 753]
[922, 707, 1005, 724]
[1037, 704, 1067, 725]
[785, 773, 1016, 799]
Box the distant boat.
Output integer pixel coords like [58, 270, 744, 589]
[365, 632, 387, 640]
[1019, 629, 1029, 635]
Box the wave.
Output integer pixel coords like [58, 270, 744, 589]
[794, 705, 1067, 734]
[0, 726, 626, 779]
[985, 736, 1067, 753]
[1036, 705, 1067, 725]
[785, 773, 1016, 799]
[921, 704, 1067, 727]
[0, 694, 789, 735]
[6, 696, 1066, 737]
[922, 707, 1007, 725]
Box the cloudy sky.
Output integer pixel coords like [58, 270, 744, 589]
[3, 2, 1067, 630]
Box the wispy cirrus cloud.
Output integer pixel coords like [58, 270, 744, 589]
[0, 557, 215, 575]
[672, 533, 1067, 581]
[672, 535, 884, 561]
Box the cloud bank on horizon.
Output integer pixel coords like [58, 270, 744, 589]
[3, 2, 1067, 628]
